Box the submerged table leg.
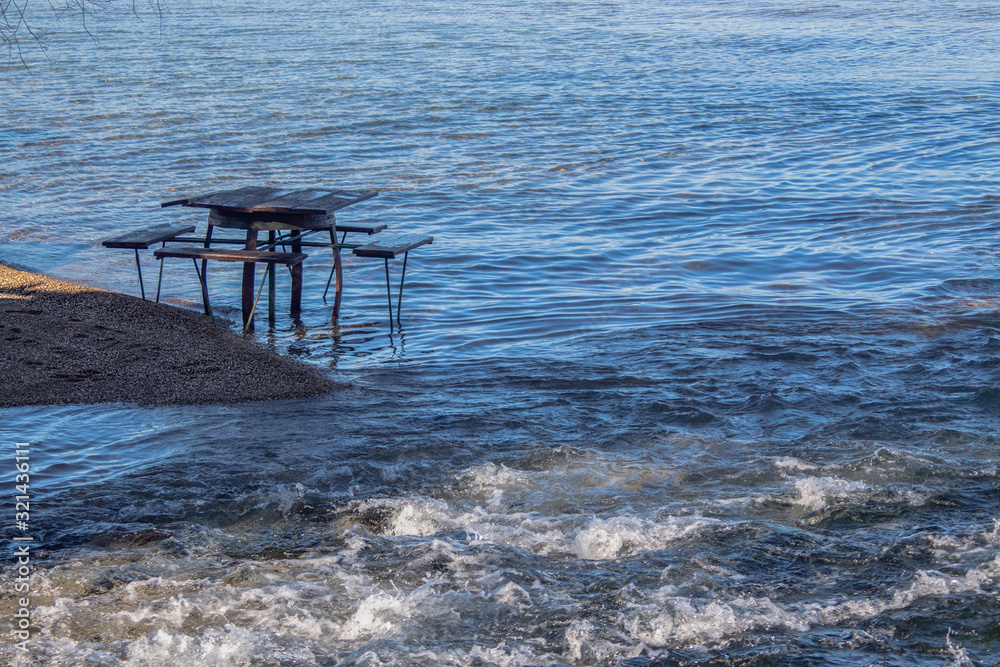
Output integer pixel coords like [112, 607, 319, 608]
[201, 223, 214, 305]
[289, 229, 303, 316]
[242, 229, 258, 333]
[329, 227, 343, 321]
[268, 230, 276, 325]
[290, 263, 303, 314]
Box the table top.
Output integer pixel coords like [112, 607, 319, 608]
[161, 186, 378, 216]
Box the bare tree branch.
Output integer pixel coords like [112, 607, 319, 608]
[3, 0, 164, 64]
[2, 0, 45, 66]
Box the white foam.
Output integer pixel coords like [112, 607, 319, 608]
[625, 595, 810, 646]
[21, 447, 996, 667]
[620, 554, 1000, 650]
[351, 480, 716, 559]
[353, 497, 452, 537]
[460, 462, 530, 491]
[124, 625, 314, 666]
[573, 515, 715, 560]
[338, 591, 410, 640]
[947, 629, 977, 667]
[793, 476, 869, 511]
[388, 499, 452, 537]
[774, 457, 819, 472]
[488, 581, 533, 608]
[411, 643, 560, 667]
[232, 482, 310, 516]
[926, 523, 1000, 563]
[18, 535, 1000, 666]
[274, 483, 308, 514]
[0, 636, 120, 667]
[564, 620, 594, 662]
[458, 462, 533, 510]
[564, 619, 641, 664]
[459, 516, 568, 557]
[465, 643, 559, 667]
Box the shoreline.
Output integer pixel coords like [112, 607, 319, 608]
[0, 262, 339, 407]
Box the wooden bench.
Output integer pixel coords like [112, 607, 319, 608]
[335, 221, 388, 237]
[351, 234, 433, 325]
[352, 233, 433, 259]
[102, 224, 196, 301]
[154, 246, 307, 333]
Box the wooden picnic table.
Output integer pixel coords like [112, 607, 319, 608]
[161, 186, 377, 332]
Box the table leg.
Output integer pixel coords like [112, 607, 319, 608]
[201, 224, 214, 305]
[242, 229, 258, 333]
[289, 230, 303, 316]
[329, 227, 343, 321]
[290, 263, 303, 313]
[267, 230, 276, 325]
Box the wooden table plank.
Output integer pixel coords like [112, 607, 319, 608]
[250, 188, 335, 212]
[185, 186, 291, 210]
[293, 190, 378, 214]
[163, 187, 377, 215]
[161, 187, 238, 208]
[161, 185, 259, 209]
[250, 189, 378, 215]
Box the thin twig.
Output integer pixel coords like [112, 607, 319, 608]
[3, 0, 164, 67]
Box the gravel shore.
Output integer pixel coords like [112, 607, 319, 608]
[0, 263, 338, 407]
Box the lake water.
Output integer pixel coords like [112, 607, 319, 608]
[3, 0, 1000, 664]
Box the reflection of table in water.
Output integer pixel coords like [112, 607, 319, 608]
[161, 186, 377, 332]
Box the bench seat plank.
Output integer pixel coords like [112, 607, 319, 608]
[154, 246, 307, 265]
[102, 224, 196, 249]
[336, 221, 388, 235]
[353, 234, 433, 259]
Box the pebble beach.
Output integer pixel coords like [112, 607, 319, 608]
[0, 262, 336, 407]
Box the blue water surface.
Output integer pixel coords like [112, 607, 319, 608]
[2, 1, 1000, 664]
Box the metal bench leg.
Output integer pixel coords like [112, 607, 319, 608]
[333, 244, 344, 320]
[134, 248, 146, 301]
[322, 267, 335, 301]
[243, 261, 270, 336]
[323, 227, 343, 320]
[380, 251, 411, 327]
[192, 257, 214, 320]
[155, 242, 166, 302]
[396, 251, 409, 326]
[241, 229, 259, 334]
[384, 258, 394, 326]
